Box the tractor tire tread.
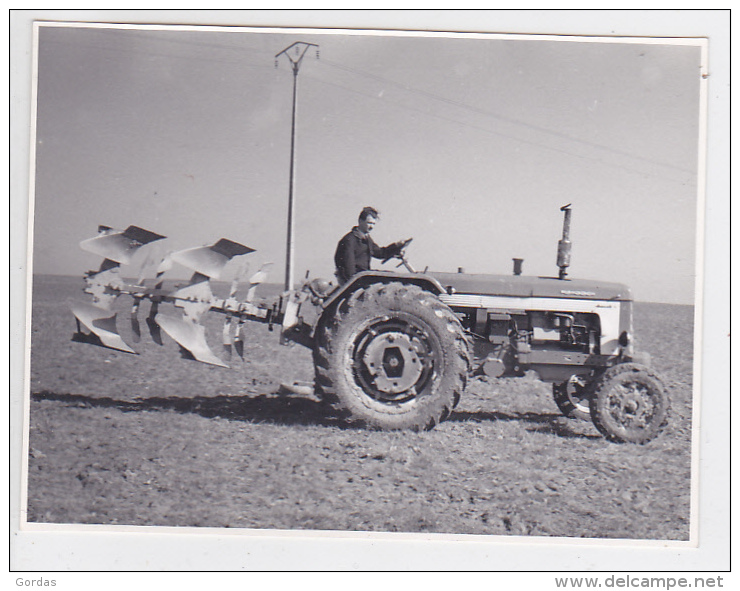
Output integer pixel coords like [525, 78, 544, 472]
[589, 362, 670, 444]
[314, 282, 469, 430]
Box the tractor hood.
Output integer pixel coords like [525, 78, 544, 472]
[428, 272, 632, 302]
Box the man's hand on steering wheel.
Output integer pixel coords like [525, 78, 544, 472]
[396, 237, 413, 254]
[383, 238, 413, 264]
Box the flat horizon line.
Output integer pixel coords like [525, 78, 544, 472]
[26, 273, 696, 307]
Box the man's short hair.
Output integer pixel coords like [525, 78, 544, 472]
[359, 206, 379, 222]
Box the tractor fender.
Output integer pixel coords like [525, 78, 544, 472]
[320, 271, 446, 316]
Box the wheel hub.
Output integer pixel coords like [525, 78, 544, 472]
[362, 331, 423, 394]
[623, 397, 641, 414]
[610, 383, 653, 427]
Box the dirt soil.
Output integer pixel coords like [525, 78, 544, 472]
[24, 274, 695, 539]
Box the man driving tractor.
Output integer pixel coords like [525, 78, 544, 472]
[334, 206, 410, 284]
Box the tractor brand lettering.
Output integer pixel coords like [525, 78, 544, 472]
[561, 290, 596, 296]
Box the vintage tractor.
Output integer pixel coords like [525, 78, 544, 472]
[71, 206, 669, 443]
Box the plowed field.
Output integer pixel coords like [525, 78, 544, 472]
[24, 275, 695, 539]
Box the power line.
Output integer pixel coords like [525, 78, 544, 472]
[39, 30, 697, 185]
[317, 56, 696, 177]
[306, 74, 696, 187]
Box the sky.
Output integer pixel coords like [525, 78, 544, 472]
[30, 23, 705, 304]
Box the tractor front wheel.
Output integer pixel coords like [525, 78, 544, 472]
[589, 363, 669, 444]
[314, 282, 470, 430]
[552, 375, 591, 421]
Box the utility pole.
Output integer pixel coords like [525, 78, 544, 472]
[275, 41, 319, 291]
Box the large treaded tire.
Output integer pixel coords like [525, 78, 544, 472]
[313, 282, 471, 430]
[589, 363, 670, 444]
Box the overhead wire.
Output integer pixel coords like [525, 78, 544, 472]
[317, 56, 696, 177]
[39, 28, 697, 186]
[303, 73, 696, 187]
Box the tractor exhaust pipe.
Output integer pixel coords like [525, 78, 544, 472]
[557, 204, 572, 280]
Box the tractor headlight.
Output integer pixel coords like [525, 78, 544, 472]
[618, 331, 630, 347]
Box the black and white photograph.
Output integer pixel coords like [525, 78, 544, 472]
[11, 10, 729, 573]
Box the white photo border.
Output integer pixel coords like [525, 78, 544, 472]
[10, 9, 730, 572]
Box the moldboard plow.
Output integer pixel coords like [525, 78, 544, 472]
[71, 225, 304, 369]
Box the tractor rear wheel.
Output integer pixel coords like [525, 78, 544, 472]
[313, 282, 470, 430]
[589, 363, 669, 443]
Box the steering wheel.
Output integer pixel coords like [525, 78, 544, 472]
[382, 238, 413, 264]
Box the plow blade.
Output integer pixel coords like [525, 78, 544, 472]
[171, 239, 255, 279]
[71, 303, 136, 354]
[246, 262, 274, 302]
[155, 314, 229, 368]
[168, 280, 214, 319]
[80, 226, 166, 265]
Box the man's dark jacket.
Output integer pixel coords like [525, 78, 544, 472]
[334, 227, 399, 284]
